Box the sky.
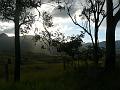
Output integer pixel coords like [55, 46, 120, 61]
[0, 0, 120, 43]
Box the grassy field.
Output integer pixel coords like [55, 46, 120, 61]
[0, 54, 120, 90]
[0, 55, 70, 90]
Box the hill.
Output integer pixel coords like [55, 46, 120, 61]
[0, 33, 120, 55]
[84, 41, 120, 54]
[0, 33, 58, 55]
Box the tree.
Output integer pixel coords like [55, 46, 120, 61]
[105, 0, 120, 71]
[32, 11, 55, 52]
[52, 33, 84, 69]
[61, 0, 106, 64]
[59, 34, 83, 57]
[80, 45, 105, 65]
[54, 0, 120, 71]
[0, 0, 41, 81]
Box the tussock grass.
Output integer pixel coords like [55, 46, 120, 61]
[0, 55, 120, 90]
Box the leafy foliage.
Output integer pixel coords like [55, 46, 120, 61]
[52, 33, 84, 57]
[0, 0, 40, 19]
[80, 45, 105, 61]
[42, 11, 53, 28]
[0, 0, 41, 33]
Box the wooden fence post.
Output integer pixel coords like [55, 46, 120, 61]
[4, 63, 8, 81]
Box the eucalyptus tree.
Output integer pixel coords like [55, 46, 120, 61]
[0, 0, 41, 81]
[53, 0, 120, 70]
[51, 33, 84, 69]
[58, 34, 84, 57]
[54, 0, 106, 64]
[33, 11, 56, 53]
[105, 0, 120, 71]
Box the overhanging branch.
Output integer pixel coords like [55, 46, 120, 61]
[67, 6, 94, 45]
[114, 8, 120, 24]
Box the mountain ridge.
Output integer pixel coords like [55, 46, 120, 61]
[84, 40, 120, 54]
[0, 33, 58, 55]
[0, 33, 120, 54]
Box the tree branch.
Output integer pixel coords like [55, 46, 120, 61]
[19, 20, 33, 27]
[113, 2, 120, 10]
[98, 15, 106, 27]
[67, 7, 95, 45]
[114, 8, 120, 24]
[0, 16, 14, 21]
[99, 0, 105, 13]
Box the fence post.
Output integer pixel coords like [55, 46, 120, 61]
[4, 59, 11, 81]
[4, 63, 8, 81]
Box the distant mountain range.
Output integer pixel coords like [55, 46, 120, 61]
[0, 33, 120, 55]
[99, 40, 120, 54]
[84, 40, 120, 54]
[0, 33, 57, 55]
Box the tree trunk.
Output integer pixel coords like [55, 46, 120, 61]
[94, 22, 99, 64]
[105, 25, 116, 71]
[14, 0, 21, 81]
[105, 0, 115, 72]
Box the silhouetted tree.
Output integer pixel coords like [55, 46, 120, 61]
[32, 11, 54, 51]
[64, 0, 106, 64]
[52, 33, 84, 69]
[80, 45, 105, 65]
[54, 0, 120, 71]
[55, 0, 120, 69]
[60, 34, 83, 57]
[0, 0, 41, 81]
[105, 0, 120, 71]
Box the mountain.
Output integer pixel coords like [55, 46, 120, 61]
[0, 33, 8, 38]
[0, 33, 120, 55]
[0, 33, 58, 55]
[99, 41, 120, 54]
[84, 40, 120, 54]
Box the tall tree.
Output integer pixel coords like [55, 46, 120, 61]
[14, 0, 40, 81]
[62, 0, 106, 64]
[0, 0, 41, 81]
[14, 0, 21, 81]
[105, 0, 120, 71]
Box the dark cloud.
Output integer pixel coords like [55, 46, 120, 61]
[0, 23, 14, 34]
[3, 27, 14, 34]
[51, 0, 120, 24]
[51, 0, 81, 18]
[52, 7, 69, 18]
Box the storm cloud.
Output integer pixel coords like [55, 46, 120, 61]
[51, 0, 82, 18]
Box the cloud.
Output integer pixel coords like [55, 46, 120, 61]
[3, 27, 14, 34]
[52, 7, 69, 18]
[51, 0, 82, 18]
[116, 21, 120, 40]
[0, 21, 14, 34]
[53, 17, 83, 35]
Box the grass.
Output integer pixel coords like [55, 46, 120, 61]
[0, 54, 120, 90]
[21, 63, 64, 81]
[0, 62, 66, 90]
[1, 69, 120, 90]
